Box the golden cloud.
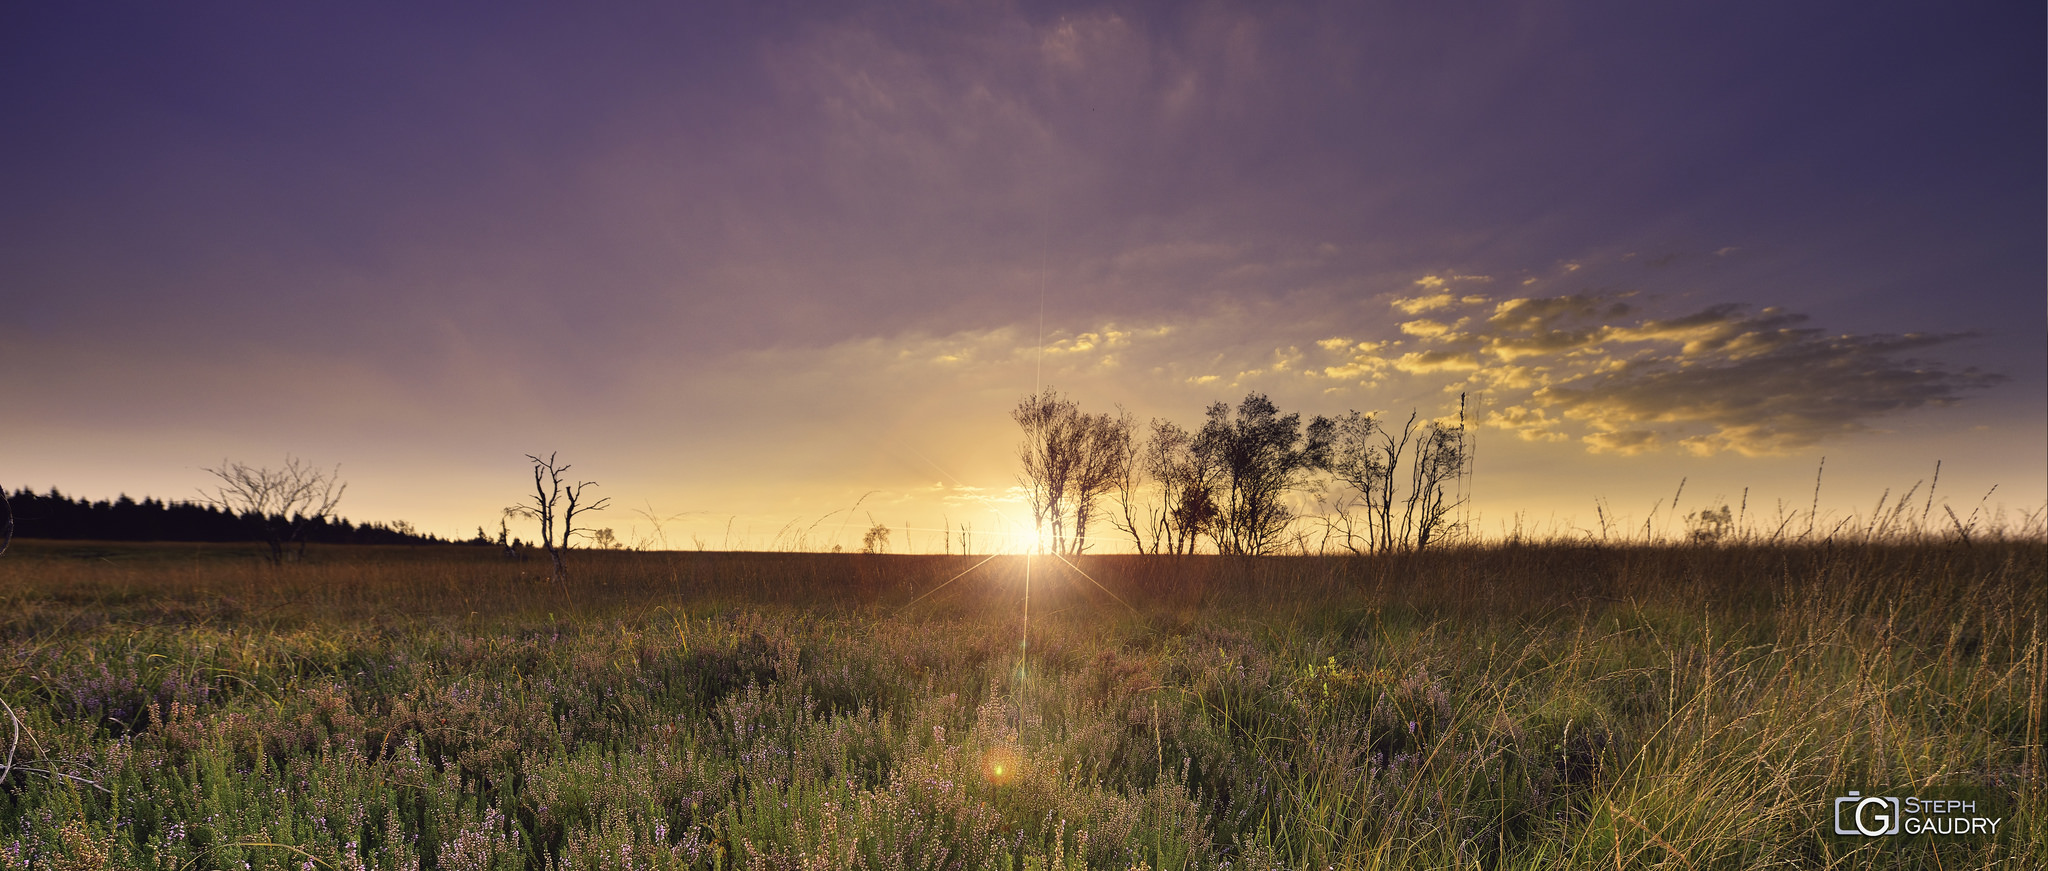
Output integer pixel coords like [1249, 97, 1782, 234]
[1392, 350, 1481, 373]
[1582, 429, 1662, 455]
[1485, 404, 1568, 442]
[1398, 318, 1457, 338]
[1392, 292, 1455, 314]
[1374, 289, 2002, 456]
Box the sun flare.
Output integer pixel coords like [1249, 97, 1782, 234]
[982, 745, 1021, 786]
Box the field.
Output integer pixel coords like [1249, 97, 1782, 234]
[0, 539, 2041, 869]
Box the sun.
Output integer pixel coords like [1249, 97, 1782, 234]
[1019, 526, 1048, 555]
[997, 515, 1048, 554]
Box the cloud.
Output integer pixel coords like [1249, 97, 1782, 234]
[853, 270, 2007, 465]
[1398, 318, 1457, 338]
[1581, 429, 1662, 455]
[1375, 289, 2003, 455]
[1393, 292, 1454, 314]
[1533, 331, 2000, 455]
[1392, 350, 1481, 374]
[759, 276, 2007, 462]
[1393, 273, 1492, 314]
[1485, 404, 1568, 442]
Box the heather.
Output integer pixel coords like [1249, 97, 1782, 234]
[0, 540, 2040, 869]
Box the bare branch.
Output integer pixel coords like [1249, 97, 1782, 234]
[518, 452, 609, 583]
[198, 456, 346, 564]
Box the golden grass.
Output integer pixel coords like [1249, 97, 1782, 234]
[0, 538, 2040, 869]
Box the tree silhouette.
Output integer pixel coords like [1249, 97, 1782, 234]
[509, 452, 610, 584]
[1013, 389, 1133, 554]
[1121, 418, 1221, 554]
[1327, 395, 1470, 552]
[198, 456, 346, 564]
[861, 522, 890, 554]
[1196, 393, 1333, 555]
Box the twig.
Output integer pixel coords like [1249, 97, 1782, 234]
[1604, 799, 1697, 871]
[1, 696, 16, 786]
[0, 697, 111, 795]
[178, 841, 334, 871]
[5, 765, 111, 794]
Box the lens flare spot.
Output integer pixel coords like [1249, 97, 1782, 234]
[982, 745, 1021, 786]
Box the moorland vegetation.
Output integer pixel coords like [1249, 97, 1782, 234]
[0, 529, 2040, 869]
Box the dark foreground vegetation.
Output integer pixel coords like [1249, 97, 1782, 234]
[0, 540, 2040, 869]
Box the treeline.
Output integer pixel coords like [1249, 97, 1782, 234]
[1014, 390, 1472, 556]
[1, 487, 453, 546]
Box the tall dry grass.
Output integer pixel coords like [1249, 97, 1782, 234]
[0, 537, 2040, 868]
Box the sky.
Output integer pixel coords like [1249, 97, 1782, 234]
[4, 2, 2043, 552]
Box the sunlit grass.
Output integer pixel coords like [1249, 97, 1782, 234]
[0, 538, 2040, 868]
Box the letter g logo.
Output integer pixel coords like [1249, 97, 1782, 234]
[1834, 792, 1901, 836]
[1855, 796, 1901, 836]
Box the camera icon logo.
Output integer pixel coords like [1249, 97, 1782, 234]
[1834, 791, 1901, 836]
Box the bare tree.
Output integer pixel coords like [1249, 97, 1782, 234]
[1111, 418, 1161, 554]
[508, 452, 610, 583]
[1326, 395, 1470, 552]
[1329, 411, 1410, 553]
[1, 488, 12, 557]
[1402, 399, 1469, 550]
[199, 456, 346, 564]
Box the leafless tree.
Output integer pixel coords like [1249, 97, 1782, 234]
[1402, 399, 1469, 550]
[1327, 395, 1470, 552]
[1329, 411, 1409, 553]
[198, 456, 346, 564]
[508, 452, 610, 583]
[1, 488, 12, 557]
[1014, 389, 1080, 553]
[1110, 419, 1160, 554]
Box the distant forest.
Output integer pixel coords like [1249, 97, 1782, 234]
[2, 487, 458, 546]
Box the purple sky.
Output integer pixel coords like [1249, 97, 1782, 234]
[5, 2, 2042, 549]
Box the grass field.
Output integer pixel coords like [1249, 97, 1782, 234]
[0, 538, 2041, 869]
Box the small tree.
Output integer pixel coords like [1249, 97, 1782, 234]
[508, 452, 610, 583]
[1070, 408, 1134, 555]
[1403, 413, 1468, 550]
[1125, 419, 1222, 554]
[1686, 505, 1734, 545]
[1327, 395, 1471, 553]
[1196, 393, 1333, 555]
[1014, 389, 1134, 554]
[199, 456, 346, 564]
[1014, 389, 1080, 553]
[1327, 410, 1405, 553]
